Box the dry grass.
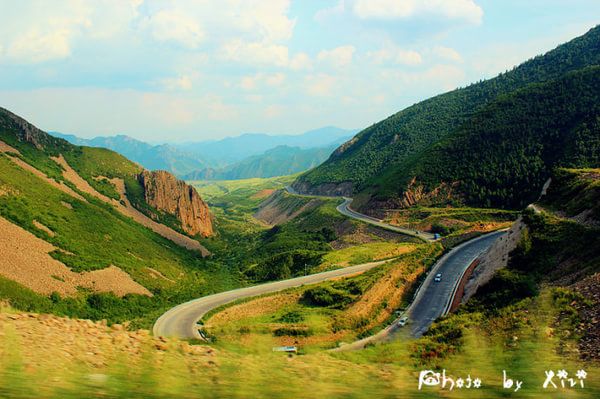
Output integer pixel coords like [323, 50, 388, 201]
[206, 292, 301, 327]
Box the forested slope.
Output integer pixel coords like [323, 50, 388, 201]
[374, 67, 600, 209]
[294, 25, 600, 208]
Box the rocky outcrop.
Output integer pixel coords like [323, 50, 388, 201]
[254, 190, 324, 225]
[461, 217, 525, 303]
[291, 180, 354, 197]
[0, 107, 56, 149]
[138, 170, 213, 237]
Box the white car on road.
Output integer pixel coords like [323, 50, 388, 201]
[434, 273, 442, 282]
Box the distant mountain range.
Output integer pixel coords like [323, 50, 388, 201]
[49, 133, 208, 177]
[50, 126, 357, 179]
[183, 144, 340, 180]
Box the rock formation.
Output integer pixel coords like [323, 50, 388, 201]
[138, 170, 213, 237]
[0, 107, 55, 149]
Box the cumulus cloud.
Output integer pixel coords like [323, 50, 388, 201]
[289, 52, 312, 71]
[240, 73, 286, 91]
[353, 0, 483, 25]
[0, 0, 141, 64]
[141, 8, 204, 49]
[305, 74, 337, 97]
[221, 40, 289, 67]
[432, 46, 463, 63]
[317, 45, 356, 69]
[368, 45, 422, 66]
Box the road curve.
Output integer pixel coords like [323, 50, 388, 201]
[285, 186, 435, 242]
[153, 259, 391, 339]
[337, 197, 436, 242]
[335, 230, 506, 350]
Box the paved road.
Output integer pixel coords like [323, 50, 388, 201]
[406, 230, 505, 336]
[285, 186, 435, 242]
[337, 197, 436, 241]
[153, 259, 391, 339]
[335, 230, 506, 350]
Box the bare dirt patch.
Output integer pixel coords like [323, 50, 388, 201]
[0, 140, 21, 155]
[0, 216, 151, 297]
[251, 189, 276, 200]
[345, 262, 422, 330]
[32, 220, 55, 237]
[570, 272, 600, 360]
[0, 145, 85, 201]
[145, 267, 176, 284]
[52, 155, 113, 203]
[254, 191, 323, 225]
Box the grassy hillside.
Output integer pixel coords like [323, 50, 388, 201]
[0, 108, 239, 327]
[540, 168, 600, 222]
[377, 67, 600, 209]
[423, 168, 600, 368]
[295, 25, 600, 208]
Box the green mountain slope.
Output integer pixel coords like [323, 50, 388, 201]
[294, 25, 600, 207]
[0, 107, 232, 327]
[373, 67, 600, 209]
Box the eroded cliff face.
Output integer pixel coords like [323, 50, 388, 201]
[138, 170, 213, 238]
[291, 180, 354, 197]
[0, 107, 56, 149]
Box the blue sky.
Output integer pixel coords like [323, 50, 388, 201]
[0, 0, 598, 142]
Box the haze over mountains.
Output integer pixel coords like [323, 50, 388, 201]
[51, 126, 356, 180]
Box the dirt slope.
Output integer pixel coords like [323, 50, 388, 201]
[0, 216, 151, 297]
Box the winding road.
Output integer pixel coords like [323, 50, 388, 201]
[335, 229, 506, 350]
[153, 259, 391, 339]
[154, 186, 505, 346]
[337, 197, 436, 241]
[285, 186, 435, 241]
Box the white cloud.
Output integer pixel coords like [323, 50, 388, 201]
[305, 74, 337, 97]
[240, 73, 286, 91]
[353, 0, 483, 25]
[7, 29, 72, 63]
[233, 0, 295, 42]
[314, 0, 345, 22]
[289, 52, 312, 71]
[159, 75, 195, 91]
[432, 46, 463, 63]
[317, 45, 356, 69]
[222, 40, 289, 67]
[368, 45, 422, 66]
[0, 0, 141, 64]
[142, 8, 204, 49]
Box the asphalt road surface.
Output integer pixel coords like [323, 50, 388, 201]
[153, 259, 391, 339]
[285, 186, 435, 241]
[336, 197, 436, 241]
[335, 230, 505, 350]
[406, 230, 506, 337]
